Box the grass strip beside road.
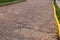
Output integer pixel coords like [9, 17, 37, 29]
[0, 0, 15, 3]
[0, 0, 26, 6]
[54, 2, 60, 23]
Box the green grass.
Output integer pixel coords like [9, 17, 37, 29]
[0, 0, 26, 3]
[0, 0, 15, 3]
[54, 2, 60, 23]
[0, 0, 26, 6]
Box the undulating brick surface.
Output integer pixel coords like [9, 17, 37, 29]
[0, 0, 57, 40]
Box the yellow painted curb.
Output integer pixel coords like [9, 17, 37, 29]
[52, 1, 60, 38]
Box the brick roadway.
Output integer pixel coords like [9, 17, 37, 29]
[0, 0, 57, 40]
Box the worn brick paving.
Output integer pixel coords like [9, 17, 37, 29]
[0, 0, 57, 40]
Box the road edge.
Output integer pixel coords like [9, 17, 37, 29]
[0, 0, 26, 6]
[52, 1, 60, 39]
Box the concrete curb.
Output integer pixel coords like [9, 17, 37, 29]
[52, 1, 60, 39]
